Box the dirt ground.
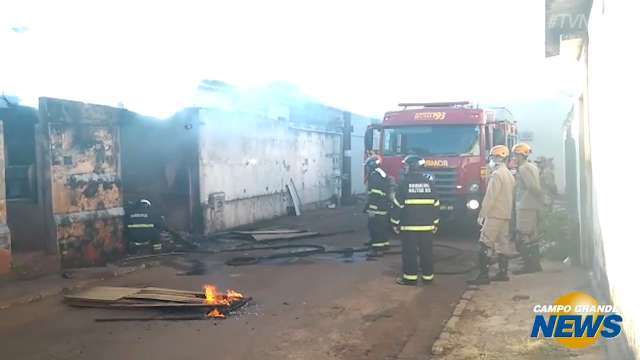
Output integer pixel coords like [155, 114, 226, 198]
[0, 205, 476, 360]
[436, 261, 613, 360]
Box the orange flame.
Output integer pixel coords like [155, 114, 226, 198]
[203, 285, 244, 307]
[208, 308, 226, 319]
[204, 285, 218, 304]
[227, 289, 244, 301]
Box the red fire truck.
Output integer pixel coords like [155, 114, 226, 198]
[364, 102, 518, 225]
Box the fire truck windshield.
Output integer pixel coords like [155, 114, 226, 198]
[383, 125, 480, 157]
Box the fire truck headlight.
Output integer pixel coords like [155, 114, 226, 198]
[466, 199, 480, 210]
[469, 183, 480, 193]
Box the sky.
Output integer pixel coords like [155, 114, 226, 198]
[0, 0, 579, 118]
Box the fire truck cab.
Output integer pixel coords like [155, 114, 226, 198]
[365, 102, 517, 225]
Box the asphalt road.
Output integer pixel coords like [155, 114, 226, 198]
[0, 205, 476, 360]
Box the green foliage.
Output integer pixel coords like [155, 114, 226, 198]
[540, 207, 572, 261]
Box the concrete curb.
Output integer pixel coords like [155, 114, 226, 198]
[0, 264, 147, 311]
[431, 285, 477, 357]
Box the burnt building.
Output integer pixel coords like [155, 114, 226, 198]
[0, 89, 375, 274]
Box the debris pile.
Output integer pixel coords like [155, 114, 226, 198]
[65, 285, 251, 321]
[229, 228, 319, 242]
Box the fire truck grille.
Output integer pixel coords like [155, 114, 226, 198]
[427, 168, 457, 204]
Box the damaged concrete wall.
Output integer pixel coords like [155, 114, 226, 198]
[198, 106, 342, 234]
[39, 98, 125, 267]
[0, 120, 11, 274]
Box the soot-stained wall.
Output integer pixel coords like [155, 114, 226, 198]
[39, 98, 125, 267]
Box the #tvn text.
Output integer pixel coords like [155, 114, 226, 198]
[531, 304, 623, 339]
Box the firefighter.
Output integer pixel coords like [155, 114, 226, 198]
[467, 145, 515, 285]
[363, 155, 391, 257]
[391, 155, 439, 286]
[125, 199, 162, 254]
[512, 143, 545, 274]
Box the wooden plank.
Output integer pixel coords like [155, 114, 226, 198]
[140, 287, 204, 297]
[124, 293, 204, 303]
[250, 231, 319, 242]
[286, 180, 302, 216]
[95, 315, 208, 322]
[64, 287, 142, 303]
[66, 300, 233, 310]
[93, 297, 252, 322]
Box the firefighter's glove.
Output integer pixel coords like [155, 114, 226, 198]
[393, 226, 400, 235]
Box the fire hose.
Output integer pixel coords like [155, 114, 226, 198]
[117, 239, 474, 275]
[219, 243, 474, 275]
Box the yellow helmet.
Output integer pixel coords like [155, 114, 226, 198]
[489, 145, 509, 159]
[512, 143, 532, 156]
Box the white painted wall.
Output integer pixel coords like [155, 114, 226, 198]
[350, 114, 372, 195]
[587, 1, 640, 355]
[567, 0, 640, 356]
[197, 107, 341, 233]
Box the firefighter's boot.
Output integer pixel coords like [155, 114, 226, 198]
[467, 246, 490, 285]
[396, 277, 418, 286]
[514, 245, 543, 275]
[491, 254, 509, 281]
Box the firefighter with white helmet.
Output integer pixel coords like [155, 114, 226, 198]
[391, 155, 439, 286]
[511, 143, 545, 274]
[467, 145, 515, 285]
[363, 155, 392, 257]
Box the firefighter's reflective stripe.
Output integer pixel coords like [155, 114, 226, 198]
[369, 189, 387, 197]
[405, 199, 436, 205]
[371, 241, 390, 248]
[433, 218, 440, 225]
[367, 210, 388, 216]
[392, 195, 404, 208]
[368, 204, 379, 210]
[434, 200, 440, 207]
[400, 225, 435, 232]
[127, 223, 154, 229]
[390, 218, 400, 225]
[422, 274, 434, 281]
[403, 274, 418, 281]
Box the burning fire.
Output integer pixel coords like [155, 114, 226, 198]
[204, 285, 218, 304]
[203, 285, 244, 306]
[208, 308, 226, 319]
[203, 285, 245, 319]
[226, 289, 243, 301]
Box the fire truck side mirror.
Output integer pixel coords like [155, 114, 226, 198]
[365, 126, 381, 151]
[493, 128, 506, 146]
[365, 127, 373, 151]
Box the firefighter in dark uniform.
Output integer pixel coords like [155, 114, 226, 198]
[364, 155, 392, 257]
[391, 155, 439, 286]
[125, 199, 162, 254]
